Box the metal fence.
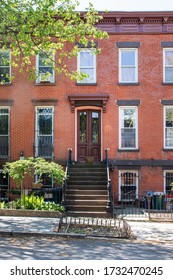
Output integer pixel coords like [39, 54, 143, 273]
[56, 216, 132, 238]
[113, 192, 173, 221]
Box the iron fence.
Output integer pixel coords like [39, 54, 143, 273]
[113, 192, 173, 221]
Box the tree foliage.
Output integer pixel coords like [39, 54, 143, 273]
[0, 0, 108, 80]
[3, 157, 66, 191]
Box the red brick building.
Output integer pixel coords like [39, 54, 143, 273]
[1, 11, 173, 207]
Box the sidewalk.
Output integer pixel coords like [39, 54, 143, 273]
[0, 216, 173, 242]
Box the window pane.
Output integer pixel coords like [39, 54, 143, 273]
[165, 51, 173, 66]
[121, 68, 135, 82]
[0, 52, 10, 66]
[0, 115, 8, 134]
[166, 108, 173, 127]
[120, 172, 137, 200]
[121, 50, 135, 66]
[92, 112, 99, 143]
[38, 114, 52, 135]
[123, 109, 136, 128]
[80, 68, 94, 82]
[165, 67, 173, 82]
[121, 128, 136, 148]
[165, 128, 173, 147]
[80, 112, 86, 143]
[0, 67, 10, 83]
[80, 52, 94, 67]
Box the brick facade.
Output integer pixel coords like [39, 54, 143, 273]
[1, 12, 173, 197]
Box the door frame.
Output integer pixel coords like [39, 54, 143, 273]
[75, 106, 103, 162]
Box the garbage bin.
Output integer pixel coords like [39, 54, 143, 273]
[52, 187, 62, 204]
[153, 192, 165, 210]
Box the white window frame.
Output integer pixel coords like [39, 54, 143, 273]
[163, 48, 173, 83]
[0, 50, 11, 84]
[77, 48, 96, 83]
[36, 51, 54, 83]
[118, 170, 138, 201]
[0, 106, 10, 158]
[119, 48, 138, 83]
[119, 106, 138, 150]
[35, 106, 54, 158]
[164, 106, 173, 149]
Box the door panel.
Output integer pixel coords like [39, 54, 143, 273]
[77, 110, 101, 162]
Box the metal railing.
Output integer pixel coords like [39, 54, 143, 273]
[113, 192, 173, 221]
[105, 148, 113, 214]
[61, 148, 72, 208]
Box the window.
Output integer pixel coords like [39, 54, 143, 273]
[0, 108, 10, 157]
[119, 107, 138, 149]
[0, 171, 9, 201]
[163, 49, 173, 83]
[35, 107, 54, 158]
[36, 52, 54, 83]
[0, 50, 10, 84]
[77, 49, 96, 83]
[119, 48, 138, 83]
[164, 106, 173, 148]
[119, 170, 138, 201]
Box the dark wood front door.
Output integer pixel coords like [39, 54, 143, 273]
[77, 110, 101, 162]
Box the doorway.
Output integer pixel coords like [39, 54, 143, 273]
[77, 109, 101, 162]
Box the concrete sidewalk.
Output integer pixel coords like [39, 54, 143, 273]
[0, 216, 173, 242]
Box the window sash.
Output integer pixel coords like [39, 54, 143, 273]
[36, 52, 54, 83]
[35, 107, 54, 158]
[0, 51, 11, 83]
[119, 107, 138, 149]
[0, 107, 10, 157]
[119, 49, 138, 83]
[163, 49, 173, 83]
[164, 106, 173, 148]
[77, 49, 96, 83]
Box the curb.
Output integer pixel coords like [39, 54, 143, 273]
[0, 230, 134, 240]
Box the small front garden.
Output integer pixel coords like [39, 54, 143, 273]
[0, 157, 66, 216]
[0, 194, 65, 212]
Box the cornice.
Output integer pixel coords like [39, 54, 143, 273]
[96, 11, 173, 34]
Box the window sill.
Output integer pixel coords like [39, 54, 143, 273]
[163, 149, 173, 151]
[162, 82, 173, 86]
[117, 82, 140, 86]
[76, 83, 98, 86]
[117, 149, 140, 152]
[35, 82, 56, 86]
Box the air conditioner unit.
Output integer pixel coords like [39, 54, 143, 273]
[40, 73, 52, 82]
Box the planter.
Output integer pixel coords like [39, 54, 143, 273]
[0, 209, 63, 218]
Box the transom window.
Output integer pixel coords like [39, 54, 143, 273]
[119, 48, 138, 83]
[0, 50, 10, 84]
[0, 107, 10, 158]
[163, 49, 173, 83]
[35, 107, 54, 158]
[119, 107, 138, 149]
[164, 106, 173, 148]
[77, 49, 96, 83]
[119, 171, 138, 201]
[36, 52, 54, 83]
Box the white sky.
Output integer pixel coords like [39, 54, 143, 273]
[76, 0, 173, 11]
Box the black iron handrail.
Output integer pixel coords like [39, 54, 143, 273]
[62, 148, 72, 208]
[105, 148, 113, 214]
